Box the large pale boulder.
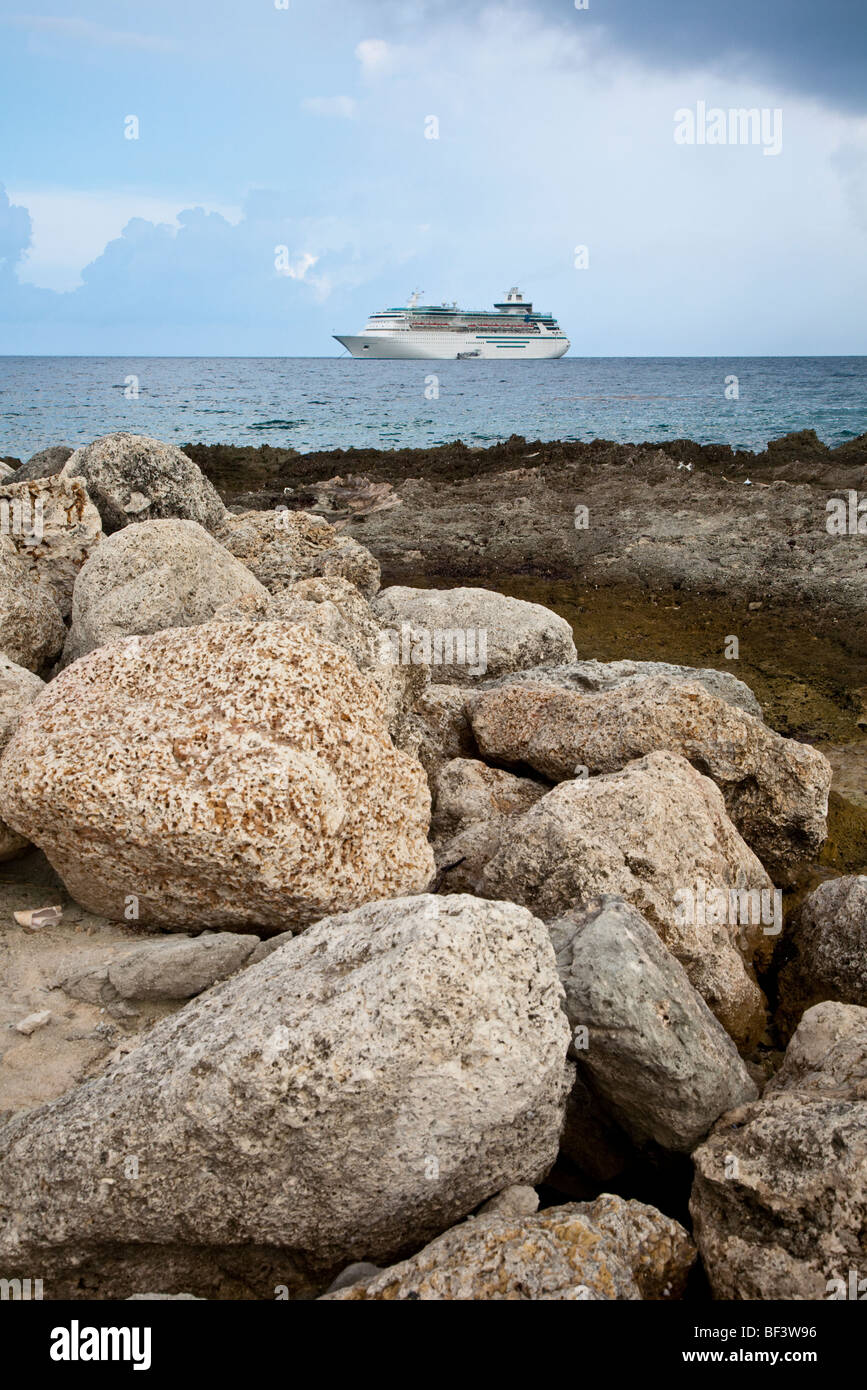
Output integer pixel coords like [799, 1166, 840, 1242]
[0, 895, 571, 1297]
[691, 1002, 867, 1300]
[62, 518, 269, 664]
[371, 585, 577, 685]
[468, 677, 830, 879]
[777, 876, 867, 1033]
[323, 1194, 695, 1301]
[217, 508, 380, 599]
[551, 896, 757, 1151]
[0, 620, 434, 930]
[0, 653, 45, 859]
[9, 444, 74, 483]
[481, 751, 773, 1047]
[62, 433, 226, 533]
[0, 474, 102, 617]
[0, 541, 65, 672]
[480, 658, 763, 719]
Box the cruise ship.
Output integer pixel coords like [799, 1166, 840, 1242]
[334, 288, 569, 359]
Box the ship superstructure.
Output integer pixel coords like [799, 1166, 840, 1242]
[335, 288, 569, 359]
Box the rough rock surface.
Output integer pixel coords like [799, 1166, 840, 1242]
[0, 895, 571, 1295]
[10, 444, 74, 483]
[551, 896, 757, 1151]
[407, 683, 476, 778]
[62, 518, 269, 663]
[217, 508, 380, 598]
[476, 1185, 540, 1219]
[468, 677, 830, 880]
[0, 474, 102, 618]
[371, 585, 577, 685]
[777, 876, 867, 1031]
[479, 658, 764, 719]
[323, 1194, 695, 1300]
[0, 541, 66, 672]
[691, 1002, 867, 1300]
[60, 932, 259, 1003]
[0, 621, 434, 930]
[481, 751, 773, 1047]
[63, 433, 226, 534]
[431, 757, 548, 894]
[0, 655, 45, 859]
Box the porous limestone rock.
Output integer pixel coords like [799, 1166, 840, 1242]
[0, 542, 65, 672]
[0, 474, 102, 617]
[551, 896, 757, 1151]
[10, 444, 74, 483]
[476, 1185, 540, 1219]
[62, 518, 269, 664]
[0, 653, 45, 859]
[371, 585, 577, 686]
[777, 876, 867, 1032]
[217, 508, 380, 598]
[468, 677, 830, 879]
[481, 751, 773, 1047]
[431, 757, 548, 894]
[479, 658, 763, 719]
[691, 1002, 867, 1300]
[0, 620, 434, 930]
[60, 932, 260, 1003]
[63, 433, 226, 533]
[0, 895, 571, 1295]
[323, 1194, 695, 1300]
[407, 683, 476, 778]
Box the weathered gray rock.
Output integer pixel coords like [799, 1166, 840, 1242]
[0, 542, 65, 672]
[0, 895, 571, 1295]
[431, 758, 548, 894]
[63, 433, 226, 534]
[468, 677, 830, 880]
[0, 620, 434, 930]
[551, 896, 757, 1151]
[0, 653, 45, 859]
[691, 1002, 867, 1300]
[61, 933, 260, 1003]
[777, 876, 867, 1032]
[480, 658, 763, 719]
[10, 444, 74, 483]
[62, 518, 268, 664]
[371, 585, 577, 686]
[476, 1185, 540, 1219]
[0, 474, 102, 618]
[217, 509, 380, 599]
[323, 1194, 695, 1300]
[481, 751, 773, 1047]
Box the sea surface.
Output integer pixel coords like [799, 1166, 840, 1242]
[1, 356, 865, 462]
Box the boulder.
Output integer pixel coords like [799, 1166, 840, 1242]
[407, 683, 476, 779]
[476, 1185, 540, 1219]
[0, 541, 66, 672]
[62, 518, 269, 664]
[0, 474, 102, 618]
[60, 932, 260, 1003]
[431, 758, 548, 894]
[217, 508, 380, 599]
[62, 433, 225, 533]
[691, 1002, 867, 1300]
[479, 658, 763, 719]
[371, 585, 577, 686]
[323, 1194, 695, 1300]
[0, 620, 434, 930]
[0, 895, 571, 1296]
[9, 444, 74, 483]
[481, 751, 773, 1047]
[551, 896, 757, 1151]
[0, 654, 45, 859]
[777, 876, 867, 1033]
[468, 677, 830, 879]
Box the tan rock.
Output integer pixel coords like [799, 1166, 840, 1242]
[431, 758, 548, 894]
[0, 541, 66, 672]
[217, 508, 380, 598]
[0, 620, 434, 930]
[63, 433, 226, 533]
[0, 474, 102, 617]
[481, 751, 773, 1047]
[0, 653, 45, 859]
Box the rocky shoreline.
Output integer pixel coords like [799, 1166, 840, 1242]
[0, 430, 864, 1301]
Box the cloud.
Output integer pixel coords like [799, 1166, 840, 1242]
[355, 38, 397, 78]
[0, 186, 32, 269]
[301, 96, 358, 119]
[5, 14, 178, 53]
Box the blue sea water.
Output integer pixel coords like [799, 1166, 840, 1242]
[0, 356, 865, 462]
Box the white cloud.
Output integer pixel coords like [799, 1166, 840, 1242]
[10, 190, 242, 291]
[355, 38, 396, 78]
[301, 96, 358, 119]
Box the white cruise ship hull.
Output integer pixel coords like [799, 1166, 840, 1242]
[335, 332, 569, 360]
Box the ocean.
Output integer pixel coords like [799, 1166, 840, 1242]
[1, 356, 865, 463]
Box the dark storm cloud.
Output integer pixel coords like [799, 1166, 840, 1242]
[418, 0, 867, 112]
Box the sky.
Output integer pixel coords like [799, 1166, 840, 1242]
[0, 0, 866, 355]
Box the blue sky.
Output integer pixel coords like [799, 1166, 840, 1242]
[1, 0, 866, 355]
